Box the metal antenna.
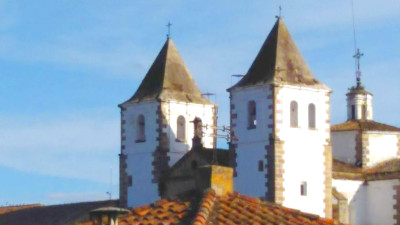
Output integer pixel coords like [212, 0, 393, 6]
[351, 0, 364, 87]
[166, 22, 172, 38]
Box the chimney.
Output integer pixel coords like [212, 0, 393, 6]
[192, 117, 203, 150]
[195, 165, 233, 196]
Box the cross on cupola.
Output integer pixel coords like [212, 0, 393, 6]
[353, 48, 364, 87]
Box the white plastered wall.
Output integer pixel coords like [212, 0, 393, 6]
[333, 179, 399, 225]
[366, 179, 399, 225]
[123, 99, 216, 207]
[277, 85, 330, 217]
[231, 85, 273, 198]
[332, 179, 365, 224]
[122, 100, 160, 207]
[161, 100, 216, 165]
[331, 131, 358, 164]
[364, 132, 400, 167]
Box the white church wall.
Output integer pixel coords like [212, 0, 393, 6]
[331, 131, 358, 164]
[364, 132, 400, 167]
[162, 100, 216, 166]
[366, 179, 399, 225]
[231, 85, 272, 198]
[122, 100, 160, 207]
[277, 85, 330, 217]
[332, 179, 365, 224]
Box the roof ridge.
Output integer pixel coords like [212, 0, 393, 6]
[156, 38, 170, 100]
[192, 189, 216, 225]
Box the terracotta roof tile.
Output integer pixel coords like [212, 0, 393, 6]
[0, 204, 42, 215]
[331, 120, 400, 132]
[78, 191, 345, 225]
[333, 158, 400, 181]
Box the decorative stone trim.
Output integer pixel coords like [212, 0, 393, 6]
[323, 143, 333, 218]
[119, 109, 128, 208]
[397, 135, 400, 157]
[265, 85, 285, 204]
[152, 103, 170, 184]
[355, 131, 362, 166]
[323, 93, 333, 218]
[393, 181, 400, 225]
[362, 134, 370, 168]
[119, 153, 128, 207]
[212, 106, 218, 149]
[229, 93, 238, 176]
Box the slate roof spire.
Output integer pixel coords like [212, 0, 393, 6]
[123, 38, 212, 104]
[230, 17, 328, 90]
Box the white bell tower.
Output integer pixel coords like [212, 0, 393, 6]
[229, 17, 332, 218]
[119, 38, 217, 207]
[346, 49, 373, 121]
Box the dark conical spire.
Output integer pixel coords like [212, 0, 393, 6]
[123, 38, 212, 104]
[230, 18, 328, 90]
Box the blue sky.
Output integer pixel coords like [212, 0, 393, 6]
[0, 0, 399, 205]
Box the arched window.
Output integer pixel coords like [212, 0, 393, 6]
[290, 101, 298, 127]
[136, 114, 145, 142]
[177, 115, 186, 141]
[308, 103, 316, 129]
[300, 181, 307, 196]
[248, 101, 256, 129]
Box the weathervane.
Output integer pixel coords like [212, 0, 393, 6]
[166, 22, 172, 38]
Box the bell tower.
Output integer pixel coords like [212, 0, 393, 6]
[229, 17, 332, 218]
[119, 38, 217, 207]
[346, 49, 373, 121]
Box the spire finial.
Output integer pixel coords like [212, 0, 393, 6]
[166, 22, 172, 39]
[353, 48, 364, 87]
[276, 5, 282, 19]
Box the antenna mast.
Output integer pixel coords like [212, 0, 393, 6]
[351, 0, 364, 87]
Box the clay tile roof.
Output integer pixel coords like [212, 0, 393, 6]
[331, 120, 400, 132]
[0, 200, 118, 225]
[78, 190, 344, 225]
[229, 17, 328, 91]
[122, 38, 213, 105]
[333, 158, 400, 181]
[0, 204, 42, 215]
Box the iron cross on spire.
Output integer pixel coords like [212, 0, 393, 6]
[353, 48, 364, 86]
[166, 22, 172, 38]
[276, 5, 282, 18]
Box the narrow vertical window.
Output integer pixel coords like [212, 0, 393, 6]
[290, 101, 298, 127]
[301, 181, 307, 196]
[248, 101, 256, 129]
[193, 117, 203, 138]
[308, 103, 316, 129]
[136, 114, 145, 142]
[258, 160, 264, 171]
[177, 115, 186, 141]
[351, 105, 355, 120]
[361, 105, 366, 120]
